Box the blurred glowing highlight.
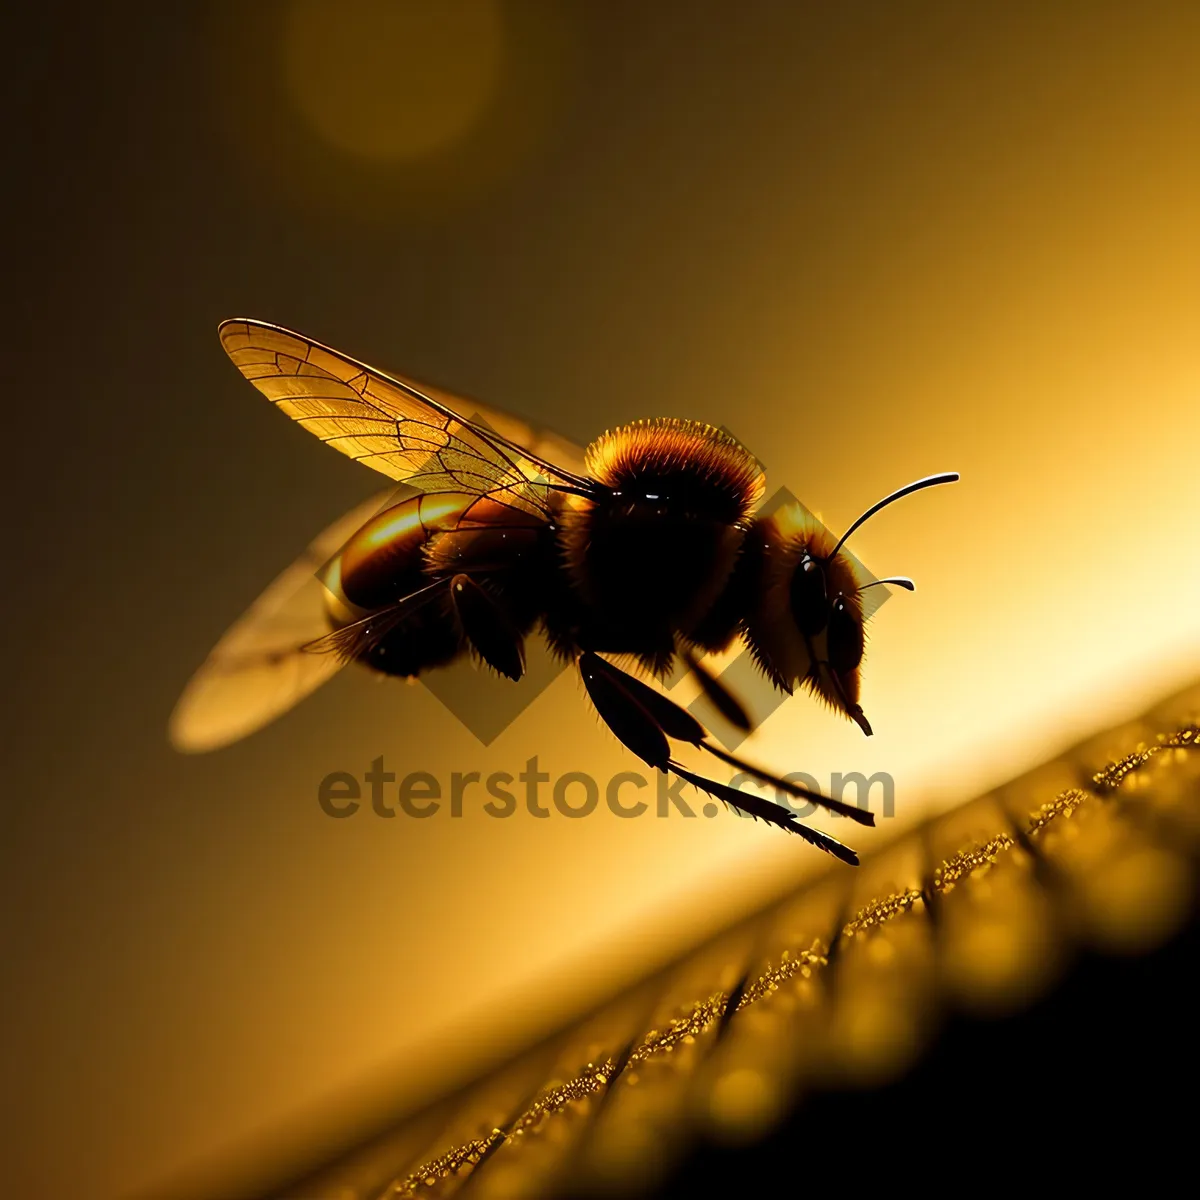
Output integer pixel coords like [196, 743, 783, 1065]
[282, 0, 505, 162]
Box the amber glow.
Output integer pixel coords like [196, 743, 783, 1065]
[6, 6, 1200, 1200]
[354, 502, 435, 552]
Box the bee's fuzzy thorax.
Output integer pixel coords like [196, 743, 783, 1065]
[585, 418, 765, 522]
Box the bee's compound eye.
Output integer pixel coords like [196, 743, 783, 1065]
[827, 595, 864, 672]
[790, 553, 828, 636]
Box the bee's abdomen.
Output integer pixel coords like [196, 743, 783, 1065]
[337, 493, 468, 610]
[323, 493, 555, 681]
[356, 610, 464, 678]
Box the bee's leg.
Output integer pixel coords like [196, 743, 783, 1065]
[667, 760, 858, 865]
[579, 652, 861, 864]
[587, 652, 873, 828]
[449, 574, 525, 682]
[679, 646, 754, 731]
[578, 651, 671, 770]
[697, 738, 871, 826]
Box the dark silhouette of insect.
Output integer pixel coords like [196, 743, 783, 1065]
[171, 319, 958, 864]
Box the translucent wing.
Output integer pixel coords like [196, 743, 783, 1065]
[168, 490, 393, 753]
[300, 578, 451, 664]
[433, 388, 588, 482]
[218, 319, 593, 521]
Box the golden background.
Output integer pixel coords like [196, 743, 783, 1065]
[3, 3, 1198, 1197]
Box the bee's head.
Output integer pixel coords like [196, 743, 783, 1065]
[743, 508, 875, 733]
[742, 472, 958, 735]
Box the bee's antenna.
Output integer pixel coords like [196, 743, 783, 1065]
[828, 472, 959, 560]
[856, 576, 915, 593]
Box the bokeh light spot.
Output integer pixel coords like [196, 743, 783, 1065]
[282, 0, 504, 161]
[708, 1068, 780, 1142]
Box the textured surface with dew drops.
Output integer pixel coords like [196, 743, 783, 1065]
[267, 681, 1200, 1199]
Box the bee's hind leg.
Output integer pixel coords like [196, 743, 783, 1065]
[577, 651, 860, 864]
[578, 651, 671, 771]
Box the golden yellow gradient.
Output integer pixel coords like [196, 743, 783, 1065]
[4, 5, 1199, 1200]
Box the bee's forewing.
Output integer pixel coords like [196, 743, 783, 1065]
[174, 321, 591, 754]
[168, 491, 393, 753]
[218, 319, 591, 512]
[451, 394, 589, 479]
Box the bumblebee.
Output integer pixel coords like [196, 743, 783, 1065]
[171, 320, 958, 863]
